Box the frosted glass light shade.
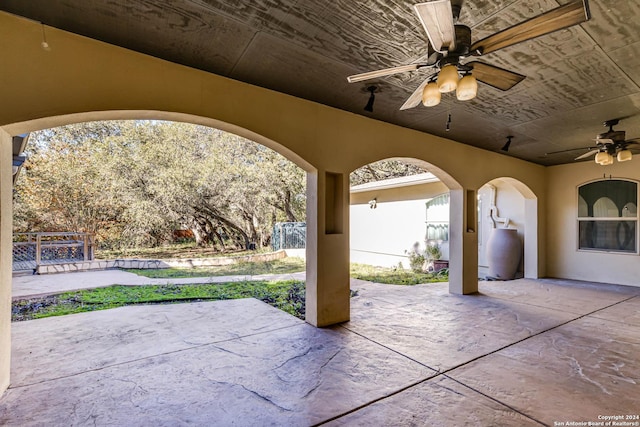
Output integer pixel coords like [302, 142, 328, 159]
[437, 64, 459, 93]
[422, 82, 441, 107]
[595, 152, 608, 164]
[617, 149, 633, 162]
[602, 153, 614, 165]
[456, 74, 478, 101]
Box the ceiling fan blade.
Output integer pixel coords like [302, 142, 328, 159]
[471, 0, 590, 56]
[347, 64, 420, 83]
[400, 75, 435, 110]
[414, 0, 456, 53]
[466, 61, 525, 91]
[546, 146, 595, 155]
[575, 149, 599, 160]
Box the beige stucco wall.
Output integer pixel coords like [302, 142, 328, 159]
[0, 12, 549, 395]
[0, 129, 12, 393]
[547, 158, 640, 286]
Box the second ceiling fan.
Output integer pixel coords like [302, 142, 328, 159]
[347, 0, 591, 109]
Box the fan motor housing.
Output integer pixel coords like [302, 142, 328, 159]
[598, 130, 625, 142]
[453, 25, 471, 56]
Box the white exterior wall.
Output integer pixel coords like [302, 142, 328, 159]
[350, 179, 449, 269]
[350, 199, 429, 268]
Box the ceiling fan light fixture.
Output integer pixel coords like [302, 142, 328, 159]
[594, 151, 608, 165]
[617, 149, 633, 162]
[437, 64, 459, 93]
[456, 74, 478, 101]
[422, 82, 441, 107]
[597, 153, 614, 165]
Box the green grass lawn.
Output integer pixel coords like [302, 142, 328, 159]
[12, 280, 305, 322]
[350, 263, 448, 285]
[12, 262, 447, 322]
[96, 242, 272, 260]
[125, 259, 447, 284]
[126, 257, 306, 278]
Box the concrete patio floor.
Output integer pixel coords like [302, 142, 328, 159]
[2, 277, 639, 426]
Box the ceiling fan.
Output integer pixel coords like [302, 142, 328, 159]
[347, 0, 591, 109]
[547, 119, 640, 165]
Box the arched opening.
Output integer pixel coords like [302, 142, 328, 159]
[478, 177, 539, 280]
[349, 159, 443, 269]
[13, 119, 308, 263]
[348, 156, 470, 295]
[5, 111, 317, 323]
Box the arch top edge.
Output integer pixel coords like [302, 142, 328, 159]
[484, 176, 538, 199]
[1, 110, 316, 173]
[350, 156, 463, 190]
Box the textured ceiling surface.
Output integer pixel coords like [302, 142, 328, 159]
[2, 0, 640, 165]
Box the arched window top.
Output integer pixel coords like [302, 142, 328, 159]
[578, 180, 637, 218]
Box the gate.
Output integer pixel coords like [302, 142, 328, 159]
[271, 222, 306, 251]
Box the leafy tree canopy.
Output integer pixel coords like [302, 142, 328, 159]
[350, 159, 427, 186]
[14, 121, 306, 251]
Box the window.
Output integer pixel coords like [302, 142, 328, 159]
[578, 180, 638, 253]
[426, 193, 449, 242]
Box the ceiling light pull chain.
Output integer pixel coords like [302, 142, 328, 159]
[445, 113, 452, 131]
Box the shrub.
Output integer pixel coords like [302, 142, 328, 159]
[406, 242, 426, 273]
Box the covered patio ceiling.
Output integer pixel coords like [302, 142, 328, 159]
[1, 0, 639, 166]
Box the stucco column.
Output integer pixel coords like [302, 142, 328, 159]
[305, 170, 350, 327]
[0, 128, 12, 395]
[524, 198, 539, 279]
[448, 188, 478, 294]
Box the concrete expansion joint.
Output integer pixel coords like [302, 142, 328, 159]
[7, 321, 303, 391]
[321, 294, 639, 426]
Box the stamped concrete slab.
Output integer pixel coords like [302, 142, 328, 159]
[4, 277, 640, 426]
[448, 315, 640, 425]
[11, 299, 303, 387]
[2, 318, 434, 426]
[590, 295, 640, 326]
[479, 278, 640, 315]
[326, 376, 542, 426]
[346, 283, 578, 371]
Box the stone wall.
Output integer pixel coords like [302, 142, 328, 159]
[35, 250, 288, 275]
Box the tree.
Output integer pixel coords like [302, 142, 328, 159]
[13, 122, 127, 245]
[13, 120, 306, 251]
[350, 159, 427, 186]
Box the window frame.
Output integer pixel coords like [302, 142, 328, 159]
[576, 178, 639, 255]
[425, 193, 449, 243]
